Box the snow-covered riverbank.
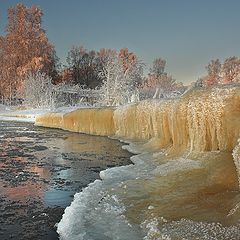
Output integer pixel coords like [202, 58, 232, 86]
[0, 104, 48, 122]
[0, 105, 83, 123]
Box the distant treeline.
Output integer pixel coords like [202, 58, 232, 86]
[0, 4, 238, 106]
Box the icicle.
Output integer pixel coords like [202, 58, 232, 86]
[232, 138, 240, 188]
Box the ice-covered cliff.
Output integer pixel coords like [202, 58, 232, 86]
[36, 107, 116, 136]
[36, 86, 240, 154]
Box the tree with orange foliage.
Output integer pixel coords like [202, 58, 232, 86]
[0, 3, 58, 102]
[203, 57, 240, 87]
[141, 58, 183, 98]
[204, 59, 221, 86]
[222, 56, 240, 84]
[118, 48, 143, 87]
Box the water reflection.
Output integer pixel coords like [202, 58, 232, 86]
[0, 120, 132, 240]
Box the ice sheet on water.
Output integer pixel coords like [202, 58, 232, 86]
[141, 217, 240, 240]
[99, 152, 158, 182]
[57, 179, 143, 240]
[122, 143, 144, 154]
[57, 148, 162, 239]
[151, 158, 202, 176]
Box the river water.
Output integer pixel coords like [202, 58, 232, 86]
[0, 121, 132, 240]
[1, 121, 240, 240]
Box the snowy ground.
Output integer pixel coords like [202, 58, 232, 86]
[0, 104, 81, 123]
[0, 104, 50, 122]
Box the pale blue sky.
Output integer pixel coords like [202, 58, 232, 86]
[1, 0, 240, 83]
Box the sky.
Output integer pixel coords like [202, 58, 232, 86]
[1, 0, 240, 84]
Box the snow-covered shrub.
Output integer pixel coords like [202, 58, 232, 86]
[24, 71, 55, 108]
[139, 86, 186, 100]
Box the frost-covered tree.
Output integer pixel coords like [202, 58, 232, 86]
[24, 71, 54, 108]
[98, 48, 143, 106]
[141, 58, 183, 99]
[118, 48, 143, 87]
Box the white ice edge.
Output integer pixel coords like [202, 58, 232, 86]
[56, 138, 205, 240]
[0, 105, 80, 123]
[0, 116, 36, 122]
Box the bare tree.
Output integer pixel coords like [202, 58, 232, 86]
[150, 58, 166, 76]
[66, 46, 103, 88]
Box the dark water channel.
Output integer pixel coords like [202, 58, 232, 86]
[0, 121, 132, 240]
